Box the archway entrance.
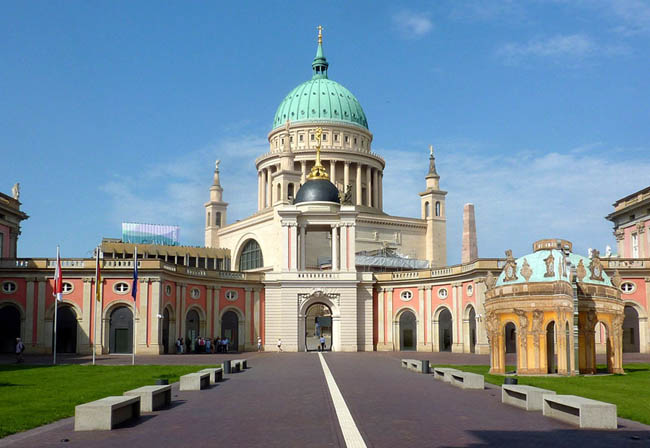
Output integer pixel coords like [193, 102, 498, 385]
[162, 308, 170, 354]
[399, 311, 416, 351]
[546, 321, 556, 373]
[0, 305, 20, 353]
[438, 309, 452, 352]
[305, 303, 332, 351]
[55, 306, 77, 353]
[468, 307, 476, 354]
[109, 306, 133, 354]
[504, 322, 517, 373]
[623, 305, 640, 353]
[186, 309, 200, 351]
[221, 311, 239, 352]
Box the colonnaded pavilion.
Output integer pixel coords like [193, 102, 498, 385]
[1, 31, 648, 373]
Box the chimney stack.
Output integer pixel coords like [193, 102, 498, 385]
[462, 203, 478, 263]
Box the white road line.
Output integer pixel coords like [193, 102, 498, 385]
[318, 352, 367, 448]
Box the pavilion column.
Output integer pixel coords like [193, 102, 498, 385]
[366, 166, 372, 206]
[356, 164, 362, 206]
[301, 161, 307, 184]
[343, 162, 350, 191]
[331, 225, 339, 271]
[299, 225, 307, 270]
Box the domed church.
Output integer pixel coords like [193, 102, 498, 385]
[204, 28, 448, 351]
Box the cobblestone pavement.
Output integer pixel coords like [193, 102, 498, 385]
[1, 353, 649, 447]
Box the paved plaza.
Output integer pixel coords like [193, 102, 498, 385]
[1, 353, 649, 447]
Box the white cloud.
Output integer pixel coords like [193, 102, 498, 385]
[380, 142, 650, 264]
[497, 34, 597, 62]
[100, 135, 267, 246]
[601, 0, 650, 35]
[392, 10, 434, 40]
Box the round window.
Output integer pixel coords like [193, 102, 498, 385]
[114, 282, 130, 294]
[225, 290, 238, 301]
[438, 288, 448, 299]
[620, 282, 635, 294]
[62, 282, 74, 294]
[190, 288, 200, 299]
[1, 281, 17, 294]
[400, 290, 413, 301]
[467, 285, 473, 297]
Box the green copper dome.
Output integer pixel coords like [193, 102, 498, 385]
[272, 38, 368, 130]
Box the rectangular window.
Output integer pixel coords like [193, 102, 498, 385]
[323, 134, 327, 141]
[345, 136, 349, 143]
[299, 134, 304, 142]
[334, 134, 338, 141]
[0, 232, 3, 259]
[311, 134, 315, 141]
[632, 233, 639, 258]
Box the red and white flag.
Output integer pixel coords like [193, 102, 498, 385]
[54, 246, 63, 302]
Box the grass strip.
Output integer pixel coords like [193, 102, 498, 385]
[436, 363, 650, 426]
[0, 364, 215, 438]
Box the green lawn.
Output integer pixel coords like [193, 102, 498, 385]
[442, 363, 650, 426]
[0, 364, 215, 438]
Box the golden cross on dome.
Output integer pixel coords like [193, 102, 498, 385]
[429, 144, 434, 156]
[318, 25, 323, 44]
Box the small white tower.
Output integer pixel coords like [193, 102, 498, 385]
[205, 160, 228, 248]
[419, 145, 447, 267]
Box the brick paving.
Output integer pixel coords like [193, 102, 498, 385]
[1, 352, 649, 447]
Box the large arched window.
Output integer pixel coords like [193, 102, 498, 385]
[435, 201, 441, 217]
[239, 240, 263, 271]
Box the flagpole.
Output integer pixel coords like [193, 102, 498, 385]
[53, 245, 60, 366]
[132, 246, 137, 366]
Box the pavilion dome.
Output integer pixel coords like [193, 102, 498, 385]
[495, 239, 613, 287]
[272, 35, 368, 131]
[294, 179, 340, 205]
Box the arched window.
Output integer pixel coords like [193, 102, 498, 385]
[216, 212, 222, 227]
[288, 183, 295, 200]
[435, 201, 441, 217]
[239, 240, 263, 271]
[425, 201, 430, 218]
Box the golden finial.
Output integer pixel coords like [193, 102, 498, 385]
[318, 25, 323, 44]
[307, 127, 329, 180]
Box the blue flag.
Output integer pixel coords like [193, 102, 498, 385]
[131, 246, 138, 301]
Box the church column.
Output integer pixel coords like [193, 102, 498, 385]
[378, 171, 383, 210]
[330, 160, 337, 188]
[299, 224, 306, 270]
[331, 225, 339, 271]
[257, 171, 262, 210]
[366, 166, 372, 206]
[343, 162, 350, 191]
[261, 169, 268, 208]
[372, 168, 378, 209]
[290, 224, 298, 271]
[356, 164, 362, 206]
[266, 168, 272, 208]
[301, 161, 307, 184]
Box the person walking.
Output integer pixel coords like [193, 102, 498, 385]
[223, 337, 229, 354]
[319, 335, 326, 352]
[257, 337, 262, 352]
[277, 338, 283, 352]
[15, 338, 25, 363]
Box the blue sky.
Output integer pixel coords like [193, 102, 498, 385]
[2, 1, 649, 263]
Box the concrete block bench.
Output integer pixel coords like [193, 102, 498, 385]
[124, 385, 171, 412]
[199, 367, 223, 385]
[450, 371, 484, 390]
[401, 359, 429, 373]
[232, 359, 248, 370]
[179, 372, 210, 391]
[432, 367, 460, 383]
[542, 395, 617, 429]
[74, 396, 140, 431]
[502, 385, 556, 411]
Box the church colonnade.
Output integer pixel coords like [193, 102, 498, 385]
[281, 222, 357, 272]
[257, 160, 383, 210]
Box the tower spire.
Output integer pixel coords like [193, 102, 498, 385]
[312, 25, 329, 79]
[307, 127, 329, 180]
[427, 145, 439, 178]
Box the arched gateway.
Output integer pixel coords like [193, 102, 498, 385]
[305, 303, 332, 351]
